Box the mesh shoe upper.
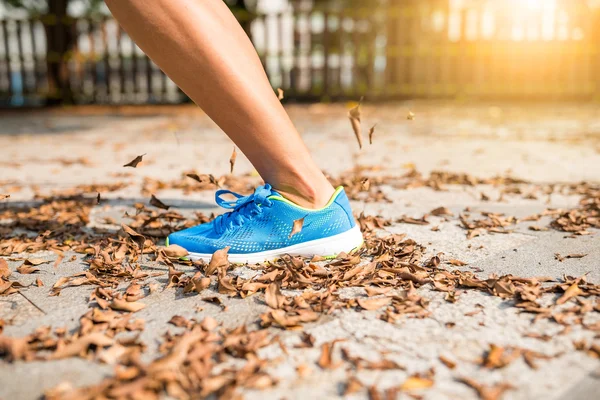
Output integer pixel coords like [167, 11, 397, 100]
[167, 184, 356, 255]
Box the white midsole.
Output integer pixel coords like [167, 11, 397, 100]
[188, 225, 364, 264]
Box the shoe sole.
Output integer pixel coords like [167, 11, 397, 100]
[176, 225, 364, 264]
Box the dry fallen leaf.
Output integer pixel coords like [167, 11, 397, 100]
[110, 298, 146, 313]
[265, 282, 287, 309]
[556, 282, 582, 305]
[206, 247, 230, 276]
[458, 377, 513, 400]
[123, 154, 146, 168]
[348, 103, 363, 149]
[357, 297, 392, 311]
[149, 194, 170, 210]
[368, 124, 377, 145]
[230, 146, 237, 174]
[163, 244, 188, 259]
[439, 355, 456, 369]
[448, 259, 468, 266]
[400, 375, 434, 390]
[289, 217, 305, 239]
[407, 111, 415, 120]
[0, 259, 11, 279]
[16, 264, 39, 274]
[0, 194, 10, 200]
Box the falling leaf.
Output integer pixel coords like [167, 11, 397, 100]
[400, 375, 434, 390]
[123, 154, 146, 168]
[110, 298, 146, 313]
[96, 193, 101, 204]
[348, 102, 363, 149]
[206, 247, 230, 276]
[357, 297, 392, 311]
[186, 173, 218, 186]
[407, 111, 415, 120]
[368, 124, 377, 145]
[277, 88, 284, 100]
[556, 282, 582, 305]
[289, 217, 305, 239]
[229, 147, 237, 174]
[149, 194, 170, 210]
[0, 194, 9, 200]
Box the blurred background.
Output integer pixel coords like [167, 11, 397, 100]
[2, 0, 600, 108]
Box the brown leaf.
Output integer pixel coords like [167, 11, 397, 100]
[0, 194, 10, 200]
[186, 173, 218, 186]
[458, 377, 513, 400]
[110, 298, 146, 313]
[50, 332, 113, 360]
[149, 194, 170, 210]
[566, 253, 587, 259]
[430, 206, 453, 216]
[230, 146, 237, 174]
[344, 376, 364, 395]
[317, 340, 343, 369]
[277, 88, 284, 100]
[364, 286, 392, 297]
[121, 223, 146, 250]
[206, 247, 230, 276]
[448, 259, 468, 266]
[348, 103, 363, 149]
[168, 315, 191, 328]
[289, 217, 305, 239]
[556, 282, 582, 305]
[123, 153, 146, 168]
[439, 355, 456, 369]
[17, 264, 39, 274]
[124, 283, 144, 302]
[368, 124, 377, 145]
[407, 111, 415, 120]
[357, 297, 392, 311]
[400, 375, 433, 390]
[23, 258, 49, 266]
[163, 244, 188, 259]
[265, 282, 287, 309]
[0, 259, 11, 279]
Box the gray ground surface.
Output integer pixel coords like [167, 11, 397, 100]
[1, 102, 599, 399]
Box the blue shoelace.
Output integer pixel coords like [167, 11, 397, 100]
[213, 184, 274, 234]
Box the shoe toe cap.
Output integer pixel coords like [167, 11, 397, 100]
[166, 223, 217, 254]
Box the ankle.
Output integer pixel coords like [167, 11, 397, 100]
[273, 179, 335, 209]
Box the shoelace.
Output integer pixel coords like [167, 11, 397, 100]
[213, 184, 274, 234]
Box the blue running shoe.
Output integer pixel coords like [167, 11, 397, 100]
[166, 184, 363, 263]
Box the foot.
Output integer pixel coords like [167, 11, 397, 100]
[166, 184, 363, 263]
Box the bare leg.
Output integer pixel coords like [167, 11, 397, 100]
[104, 0, 334, 208]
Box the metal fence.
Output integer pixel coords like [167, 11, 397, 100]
[1, 0, 600, 107]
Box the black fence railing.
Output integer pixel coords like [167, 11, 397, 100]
[1, 0, 600, 107]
